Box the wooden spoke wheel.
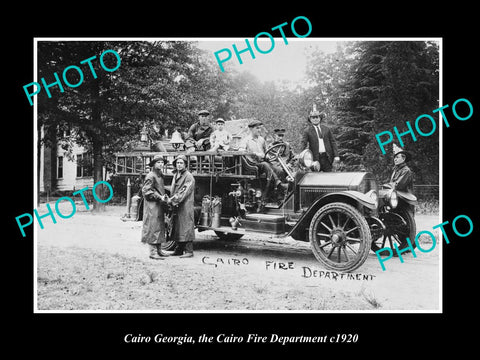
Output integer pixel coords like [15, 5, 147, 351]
[371, 207, 416, 254]
[309, 202, 372, 272]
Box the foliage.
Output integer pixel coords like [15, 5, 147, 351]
[38, 41, 205, 151]
[416, 199, 439, 215]
[305, 41, 439, 184]
[39, 39, 440, 198]
[38, 41, 208, 209]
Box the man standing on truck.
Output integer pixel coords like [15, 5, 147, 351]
[301, 105, 340, 172]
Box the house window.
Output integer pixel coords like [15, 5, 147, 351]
[57, 156, 63, 179]
[135, 156, 144, 173]
[126, 157, 133, 173]
[117, 156, 125, 173]
[76, 153, 92, 178]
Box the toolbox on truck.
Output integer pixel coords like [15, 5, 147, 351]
[242, 213, 285, 234]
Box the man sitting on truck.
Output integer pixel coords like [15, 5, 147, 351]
[240, 120, 288, 210]
[185, 109, 215, 152]
[268, 128, 296, 183]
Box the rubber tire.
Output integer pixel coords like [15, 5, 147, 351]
[371, 206, 416, 253]
[309, 202, 372, 272]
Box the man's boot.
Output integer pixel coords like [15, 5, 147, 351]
[180, 242, 194, 258]
[149, 244, 164, 260]
[171, 242, 184, 256]
[156, 245, 170, 257]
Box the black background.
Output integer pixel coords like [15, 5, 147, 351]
[6, 4, 478, 355]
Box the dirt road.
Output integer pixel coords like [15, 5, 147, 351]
[36, 204, 440, 312]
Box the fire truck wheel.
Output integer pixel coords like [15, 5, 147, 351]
[214, 231, 244, 241]
[371, 206, 416, 254]
[309, 202, 372, 272]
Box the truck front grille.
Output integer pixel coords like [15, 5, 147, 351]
[300, 187, 348, 208]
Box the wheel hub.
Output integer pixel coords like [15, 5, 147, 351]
[331, 229, 346, 246]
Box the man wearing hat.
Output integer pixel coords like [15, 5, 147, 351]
[300, 105, 340, 172]
[167, 154, 196, 258]
[185, 109, 215, 152]
[389, 143, 414, 194]
[387, 143, 415, 220]
[141, 155, 169, 260]
[269, 128, 296, 182]
[241, 120, 288, 209]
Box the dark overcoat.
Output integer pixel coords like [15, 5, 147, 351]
[389, 162, 415, 215]
[170, 169, 195, 243]
[390, 163, 414, 194]
[300, 123, 339, 163]
[141, 170, 166, 244]
[185, 122, 215, 149]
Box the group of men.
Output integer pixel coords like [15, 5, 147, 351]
[185, 106, 342, 173]
[240, 105, 343, 207]
[139, 106, 340, 260]
[141, 153, 196, 260]
[140, 106, 414, 260]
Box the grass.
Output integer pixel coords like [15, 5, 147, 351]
[358, 287, 382, 309]
[416, 199, 439, 215]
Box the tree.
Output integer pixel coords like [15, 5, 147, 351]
[306, 41, 439, 183]
[37, 41, 204, 211]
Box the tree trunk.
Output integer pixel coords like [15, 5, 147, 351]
[90, 76, 106, 213]
[90, 65, 106, 213]
[38, 125, 57, 207]
[92, 138, 106, 213]
[37, 125, 42, 208]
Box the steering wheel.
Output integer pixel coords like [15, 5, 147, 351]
[265, 143, 287, 162]
[265, 143, 294, 182]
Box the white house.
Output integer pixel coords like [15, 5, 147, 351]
[38, 127, 97, 194]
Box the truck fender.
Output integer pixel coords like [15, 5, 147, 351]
[397, 190, 418, 206]
[287, 191, 376, 241]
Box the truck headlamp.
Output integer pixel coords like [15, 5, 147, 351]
[366, 190, 378, 208]
[299, 149, 313, 168]
[387, 189, 398, 209]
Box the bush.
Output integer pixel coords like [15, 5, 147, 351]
[416, 199, 439, 215]
[109, 175, 143, 203]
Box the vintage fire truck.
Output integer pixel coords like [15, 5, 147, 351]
[115, 122, 416, 272]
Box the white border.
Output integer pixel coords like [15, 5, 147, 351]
[33, 37, 442, 314]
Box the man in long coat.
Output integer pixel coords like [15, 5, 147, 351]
[389, 143, 415, 217]
[168, 154, 196, 258]
[389, 144, 414, 194]
[300, 105, 340, 172]
[141, 155, 169, 260]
